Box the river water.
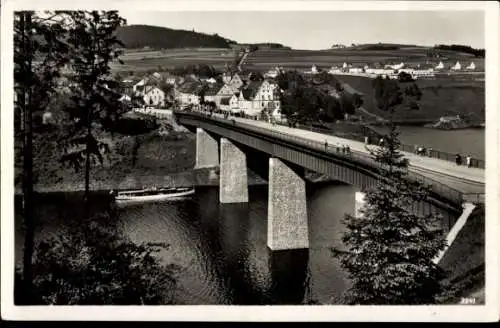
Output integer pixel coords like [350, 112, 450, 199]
[373, 126, 485, 160]
[15, 183, 360, 305]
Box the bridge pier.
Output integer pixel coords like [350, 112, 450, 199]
[355, 192, 366, 219]
[267, 158, 309, 251]
[220, 138, 248, 203]
[195, 128, 219, 169]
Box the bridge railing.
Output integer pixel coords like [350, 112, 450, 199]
[398, 143, 485, 169]
[176, 111, 475, 206]
[277, 121, 485, 169]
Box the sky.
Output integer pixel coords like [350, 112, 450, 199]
[119, 11, 485, 50]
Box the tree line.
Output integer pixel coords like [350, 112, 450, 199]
[115, 24, 234, 50]
[434, 44, 485, 58]
[276, 71, 364, 125]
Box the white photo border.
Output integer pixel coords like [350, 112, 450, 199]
[1, 0, 499, 322]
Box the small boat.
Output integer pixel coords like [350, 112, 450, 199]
[112, 186, 195, 205]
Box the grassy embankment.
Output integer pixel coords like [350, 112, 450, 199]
[16, 118, 197, 194]
[437, 205, 485, 304]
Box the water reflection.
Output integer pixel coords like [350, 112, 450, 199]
[218, 203, 258, 304]
[267, 249, 309, 305]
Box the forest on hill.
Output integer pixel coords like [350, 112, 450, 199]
[433, 44, 485, 58]
[116, 25, 237, 49]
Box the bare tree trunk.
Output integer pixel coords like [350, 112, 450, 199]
[21, 11, 35, 301]
[84, 123, 91, 217]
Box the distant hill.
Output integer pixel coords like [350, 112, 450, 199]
[116, 25, 238, 49]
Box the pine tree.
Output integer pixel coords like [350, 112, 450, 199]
[59, 11, 127, 213]
[333, 76, 447, 304]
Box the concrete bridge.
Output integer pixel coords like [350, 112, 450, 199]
[173, 110, 485, 251]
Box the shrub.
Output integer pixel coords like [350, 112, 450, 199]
[15, 211, 178, 305]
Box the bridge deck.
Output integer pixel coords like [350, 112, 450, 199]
[213, 114, 485, 196]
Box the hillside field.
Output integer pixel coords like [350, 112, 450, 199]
[111, 48, 236, 72]
[332, 74, 485, 122]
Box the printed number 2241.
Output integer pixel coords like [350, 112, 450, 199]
[461, 298, 476, 305]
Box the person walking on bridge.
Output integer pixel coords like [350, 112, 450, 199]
[324, 140, 328, 152]
[466, 155, 472, 168]
[455, 154, 462, 166]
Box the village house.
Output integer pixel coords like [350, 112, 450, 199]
[385, 62, 405, 70]
[311, 64, 319, 74]
[136, 84, 166, 107]
[215, 83, 239, 105]
[435, 61, 445, 70]
[203, 83, 223, 104]
[223, 80, 281, 118]
[156, 72, 178, 85]
[175, 82, 204, 106]
[348, 65, 364, 74]
[132, 77, 152, 93]
[201, 77, 217, 84]
[121, 77, 140, 95]
[466, 62, 476, 70]
[226, 73, 245, 90]
[451, 61, 462, 71]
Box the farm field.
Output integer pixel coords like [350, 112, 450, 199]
[111, 48, 238, 72]
[332, 74, 485, 123]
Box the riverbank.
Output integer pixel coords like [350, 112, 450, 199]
[15, 115, 198, 193]
[424, 117, 485, 130]
[16, 119, 268, 195]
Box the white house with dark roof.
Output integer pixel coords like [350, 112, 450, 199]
[137, 85, 165, 107]
[451, 61, 462, 71]
[225, 80, 281, 117]
[215, 83, 238, 105]
[435, 61, 445, 70]
[466, 62, 476, 70]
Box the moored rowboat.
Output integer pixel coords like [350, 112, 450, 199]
[113, 187, 195, 205]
